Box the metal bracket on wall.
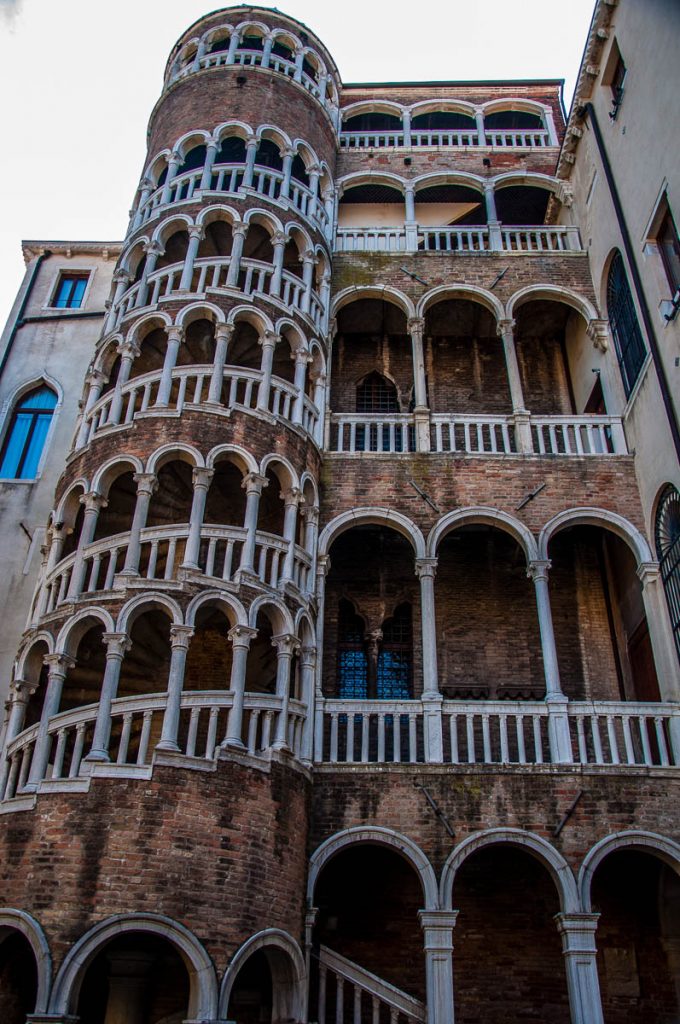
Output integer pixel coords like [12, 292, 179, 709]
[413, 781, 455, 838]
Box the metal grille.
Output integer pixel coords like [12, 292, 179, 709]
[337, 600, 368, 698]
[607, 252, 647, 397]
[356, 372, 399, 413]
[377, 604, 412, 699]
[655, 485, 680, 664]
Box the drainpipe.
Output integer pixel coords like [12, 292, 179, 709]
[0, 250, 52, 382]
[582, 103, 680, 464]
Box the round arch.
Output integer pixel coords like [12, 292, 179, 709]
[308, 827, 439, 910]
[145, 442, 204, 475]
[56, 607, 116, 657]
[173, 128, 211, 159]
[409, 98, 477, 118]
[54, 476, 91, 523]
[417, 283, 504, 322]
[412, 170, 485, 194]
[506, 284, 599, 325]
[481, 98, 550, 117]
[440, 828, 579, 913]
[116, 592, 184, 633]
[174, 300, 226, 328]
[126, 311, 172, 349]
[151, 213, 194, 248]
[227, 303, 274, 334]
[538, 507, 653, 565]
[331, 285, 415, 321]
[260, 452, 300, 490]
[579, 830, 680, 912]
[206, 442, 258, 476]
[212, 119, 253, 145]
[491, 170, 561, 194]
[318, 507, 426, 559]
[341, 100, 405, 122]
[16, 631, 55, 679]
[337, 170, 406, 198]
[427, 507, 538, 562]
[196, 203, 242, 230]
[0, 909, 52, 1014]
[47, 912, 218, 1019]
[219, 928, 307, 1020]
[185, 590, 247, 629]
[91, 454, 144, 497]
[247, 595, 295, 634]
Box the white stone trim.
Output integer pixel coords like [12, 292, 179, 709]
[318, 507, 427, 559]
[538, 506, 653, 564]
[578, 830, 680, 912]
[115, 591, 184, 633]
[427, 507, 539, 561]
[219, 928, 307, 1021]
[0, 908, 52, 1013]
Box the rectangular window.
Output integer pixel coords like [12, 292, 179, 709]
[602, 40, 626, 121]
[52, 273, 89, 309]
[657, 205, 680, 295]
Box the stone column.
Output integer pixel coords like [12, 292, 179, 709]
[223, 625, 258, 749]
[0, 680, 36, 795]
[475, 108, 485, 143]
[300, 251, 317, 315]
[323, 188, 336, 242]
[208, 323, 234, 404]
[419, 911, 458, 1024]
[182, 467, 214, 570]
[225, 223, 248, 288]
[312, 371, 327, 447]
[271, 634, 299, 750]
[279, 149, 295, 200]
[26, 654, 75, 790]
[543, 106, 559, 146]
[160, 152, 181, 206]
[292, 350, 312, 425]
[497, 318, 532, 453]
[527, 560, 573, 763]
[178, 225, 204, 291]
[404, 184, 417, 251]
[293, 48, 304, 82]
[261, 33, 274, 68]
[137, 241, 163, 307]
[105, 270, 132, 332]
[157, 626, 194, 752]
[238, 473, 268, 576]
[302, 505, 319, 593]
[299, 645, 317, 764]
[416, 558, 444, 763]
[225, 29, 240, 64]
[199, 140, 219, 191]
[313, 556, 330, 760]
[76, 369, 107, 448]
[131, 179, 154, 231]
[409, 316, 430, 452]
[554, 914, 604, 1024]
[280, 487, 303, 584]
[256, 330, 278, 411]
[485, 183, 503, 251]
[108, 341, 139, 425]
[120, 473, 157, 576]
[155, 325, 184, 407]
[85, 633, 132, 762]
[307, 165, 321, 220]
[67, 492, 107, 599]
[638, 562, 680, 703]
[242, 136, 259, 189]
[191, 37, 207, 72]
[402, 108, 412, 146]
[46, 523, 67, 573]
[269, 232, 287, 297]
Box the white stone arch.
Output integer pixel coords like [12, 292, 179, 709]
[268, 26, 300, 53]
[233, 18, 271, 44]
[219, 928, 307, 1022]
[285, 221, 314, 258]
[47, 912, 218, 1019]
[506, 284, 599, 325]
[409, 98, 477, 119]
[255, 123, 292, 155]
[201, 22, 235, 51]
[295, 607, 316, 645]
[318, 508, 426, 560]
[174, 300, 226, 329]
[126, 310, 173, 350]
[144, 151, 171, 188]
[185, 590, 247, 629]
[291, 138, 318, 172]
[412, 170, 486, 194]
[260, 452, 300, 492]
[212, 119, 253, 146]
[227, 303, 275, 335]
[300, 44, 324, 78]
[491, 170, 561, 194]
[206, 442, 258, 476]
[16, 631, 55, 680]
[538, 507, 653, 565]
[440, 828, 580, 914]
[151, 213, 195, 249]
[145, 442, 205, 475]
[173, 128, 211, 161]
[337, 170, 406, 198]
[308, 826, 439, 910]
[417, 283, 505, 322]
[119, 235, 150, 276]
[54, 476, 91, 523]
[300, 471, 319, 508]
[91, 454, 145, 497]
[341, 100, 405, 123]
[275, 317, 308, 354]
[116, 592, 184, 633]
[248, 594, 295, 634]
[168, 36, 200, 79]
[196, 203, 242, 230]
[0, 908, 52, 1014]
[481, 97, 551, 118]
[427, 507, 538, 562]
[331, 285, 416, 321]
[56, 606, 116, 658]
[92, 333, 124, 375]
[243, 206, 284, 238]
[579, 830, 680, 913]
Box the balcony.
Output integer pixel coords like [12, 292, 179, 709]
[333, 224, 583, 254]
[339, 128, 551, 149]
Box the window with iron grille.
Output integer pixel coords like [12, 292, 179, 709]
[655, 485, 680, 665]
[52, 273, 89, 309]
[356, 371, 399, 413]
[606, 251, 647, 397]
[377, 603, 413, 699]
[337, 599, 368, 698]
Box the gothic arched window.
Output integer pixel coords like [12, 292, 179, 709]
[377, 602, 413, 699]
[0, 384, 57, 479]
[356, 371, 399, 413]
[337, 598, 368, 698]
[607, 251, 647, 397]
[655, 484, 680, 664]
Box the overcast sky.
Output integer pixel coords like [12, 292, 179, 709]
[0, 0, 595, 326]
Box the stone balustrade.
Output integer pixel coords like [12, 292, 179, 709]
[339, 128, 551, 149]
[334, 225, 583, 255]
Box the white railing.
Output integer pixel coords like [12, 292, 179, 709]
[484, 130, 550, 147]
[330, 415, 416, 453]
[418, 227, 489, 252]
[334, 228, 407, 253]
[411, 129, 479, 147]
[318, 700, 680, 767]
[82, 366, 318, 444]
[113, 257, 324, 331]
[501, 225, 582, 252]
[34, 525, 313, 618]
[317, 946, 425, 1024]
[531, 415, 627, 455]
[1, 691, 307, 799]
[430, 415, 515, 454]
[339, 131, 405, 148]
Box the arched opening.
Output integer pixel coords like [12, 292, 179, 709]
[495, 184, 552, 226]
[415, 183, 486, 227]
[215, 135, 247, 167]
[75, 930, 191, 1024]
[239, 31, 265, 53]
[423, 299, 510, 419]
[197, 219, 234, 260]
[343, 111, 402, 135]
[258, 465, 287, 537]
[147, 459, 194, 528]
[0, 928, 38, 1024]
[0, 384, 57, 480]
[60, 620, 107, 712]
[134, 325, 169, 379]
[19, 639, 50, 730]
[203, 458, 247, 577]
[59, 484, 86, 559]
[206, 31, 230, 55]
[255, 139, 283, 172]
[436, 526, 542, 705]
[245, 610, 276, 697]
[118, 609, 172, 700]
[591, 849, 680, 1023]
[291, 153, 310, 188]
[156, 230, 189, 271]
[324, 525, 418, 704]
[548, 525, 660, 705]
[94, 470, 137, 541]
[177, 144, 206, 177]
[338, 183, 404, 228]
[228, 320, 263, 375]
[484, 108, 544, 131]
[271, 38, 295, 62]
[226, 942, 304, 1024]
[411, 109, 477, 136]
[178, 317, 216, 366]
[272, 331, 297, 385]
[283, 236, 304, 281]
[242, 222, 274, 264]
[184, 602, 234, 693]
[312, 843, 426, 1005]
[655, 485, 680, 665]
[514, 300, 590, 417]
[453, 845, 570, 1023]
